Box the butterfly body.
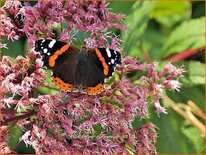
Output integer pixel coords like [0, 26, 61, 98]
[34, 39, 121, 95]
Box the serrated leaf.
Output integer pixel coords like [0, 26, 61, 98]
[161, 17, 205, 58]
[121, 1, 155, 57]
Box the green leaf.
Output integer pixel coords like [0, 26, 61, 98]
[175, 61, 205, 86]
[141, 25, 166, 60]
[150, 1, 191, 27]
[149, 106, 196, 154]
[37, 70, 58, 95]
[161, 17, 205, 58]
[2, 39, 26, 57]
[93, 123, 102, 136]
[8, 125, 23, 149]
[166, 85, 205, 110]
[108, 1, 134, 15]
[121, 1, 155, 58]
[181, 122, 205, 153]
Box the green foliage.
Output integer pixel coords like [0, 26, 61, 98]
[167, 85, 205, 110]
[2, 39, 26, 57]
[121, 1, 155, 59]
[37, 70, 58, 95]
[181, 122, 205, 153]
[2, 1, 205, 154]
[150, 108, 196, 154]
[7, 125, 35, 153]
[161, 17, 205, 58]
[150, 1, 191, 28]
[108, 1, 134, 15]
[119, 1, 205, 154]
[8, 125, 23, 149]
[176, 61, 205, 86]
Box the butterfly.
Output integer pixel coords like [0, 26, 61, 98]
[34, 39, 121, 95]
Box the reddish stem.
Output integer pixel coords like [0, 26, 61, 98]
[1, 110, 37, 126]
[143, 50, 152, 63]
[1, 109, 17, 114]
[164, 47, 205, 62]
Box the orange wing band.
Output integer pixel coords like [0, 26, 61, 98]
[95, 49, 109, 76]
[86, 83, 104, 95]
[48, 44, 70, 67]
[52, 77, 74, 91]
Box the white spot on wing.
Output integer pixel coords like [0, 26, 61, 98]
[111, 59, 115, 64]
[106, 48, 111, 57]
[43, 48, 48, 53]
[48, 40, 56, 48]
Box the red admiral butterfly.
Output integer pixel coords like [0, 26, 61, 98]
[34, 39, 121, 95]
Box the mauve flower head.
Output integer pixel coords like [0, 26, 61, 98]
[2, 0, 22, 16]
[136, 123, 157, 154]
[0, 0, 185, 154]
[0, 0, 125, 49]
[0, 52, 45, 109]
[140, 62, 185, 115]
[0, 8, 19, 41]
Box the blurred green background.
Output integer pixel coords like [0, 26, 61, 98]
[1, 1, 205, 154]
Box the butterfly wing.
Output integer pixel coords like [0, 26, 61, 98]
[52, 48, 108, 95]
[76, 48, 121, 95]
[35, 39, 69, 67]
[35, 39, 121, 95]
[49, 47, 121, 95]
[51, 46, 80, 92]
[96, 48, 121, 78]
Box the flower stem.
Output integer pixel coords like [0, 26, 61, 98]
[1, 110, 37, 126]
[164, 47, 204, 62]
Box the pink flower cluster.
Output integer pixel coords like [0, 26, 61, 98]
[16, 58, 158, 154]
[1, 0, 124, 50]
[0, 8, 19, 41]
[140, 62, 184, 116]
[0, 54, 183, 154]
[0, 52, 45, 110]
[0, 0, 184, 154]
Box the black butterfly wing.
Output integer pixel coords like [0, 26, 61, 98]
[35, 39, 121, 95]
[52, 48, 106, 95]
[75, 50, 105, 95]
[75, 48, 121, 95]
[35, 39, 68, 67]
[96, 48, 121, 78]
[51, 46, 80, 91]
[77, 50, 105, 86]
